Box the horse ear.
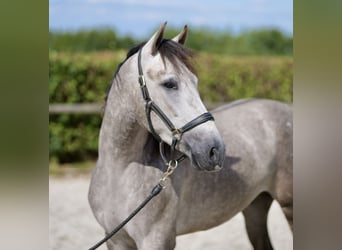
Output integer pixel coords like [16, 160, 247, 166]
[146, 22, 167, 55]
[172, 25, 188, 45]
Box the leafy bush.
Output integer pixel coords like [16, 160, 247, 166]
[49, 50, 292, 163]
[49, 51, 124, 162]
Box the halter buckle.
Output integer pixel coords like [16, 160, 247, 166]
[172, 128, 182, 140]
[138, 75, 146, 87]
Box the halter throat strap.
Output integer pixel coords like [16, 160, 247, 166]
[137, 48, 214, 164]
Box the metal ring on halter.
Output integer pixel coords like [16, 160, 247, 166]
[159, 141, 187, 166]
[168, 159, 178, 169]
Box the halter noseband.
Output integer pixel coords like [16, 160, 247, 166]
[137, 47, 214, 165]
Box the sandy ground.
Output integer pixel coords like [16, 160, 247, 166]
[49, 175, 292, 250]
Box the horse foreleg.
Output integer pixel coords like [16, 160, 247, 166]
[138, 232, 176, 250]
[242, 192, 274, 250]
[105, 230, 137, 250]
[106, 238, 137, 250]
[134, 198, 177, 250]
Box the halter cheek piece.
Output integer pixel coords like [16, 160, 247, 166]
[137, 48, 214, 165]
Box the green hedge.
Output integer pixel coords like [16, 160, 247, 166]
[49, 50, 292, 163]
[50, 28, 292, 55]
[196, 53, 292, 105]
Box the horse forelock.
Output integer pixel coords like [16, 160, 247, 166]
[105, 39, 196, 107]
[158, 39, 196, 75]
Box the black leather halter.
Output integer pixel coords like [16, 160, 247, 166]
[137, 47, 214, 165]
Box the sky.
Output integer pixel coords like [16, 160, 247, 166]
[49, 0, 293, 38]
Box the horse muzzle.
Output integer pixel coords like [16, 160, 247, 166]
[187, 136, 226, 172]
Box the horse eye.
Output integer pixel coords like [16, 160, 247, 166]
[163, 81, 178, 90]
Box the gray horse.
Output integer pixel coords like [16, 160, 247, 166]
[89, 23, 292, 250]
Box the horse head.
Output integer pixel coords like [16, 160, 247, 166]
[125, 23, 226, 171]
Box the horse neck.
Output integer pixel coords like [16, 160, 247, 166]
[98, 74, 149, 170]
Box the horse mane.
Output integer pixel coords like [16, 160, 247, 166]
[104, 39, 196, 106]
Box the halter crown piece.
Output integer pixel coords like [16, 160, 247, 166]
[137, 47, 215, 166]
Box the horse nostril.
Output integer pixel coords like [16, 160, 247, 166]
[209, 147, 219, 162]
